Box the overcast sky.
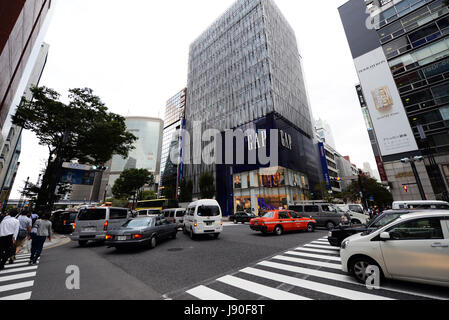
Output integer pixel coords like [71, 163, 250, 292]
[11, 0, 378, 198]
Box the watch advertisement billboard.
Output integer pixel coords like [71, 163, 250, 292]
[354, 47, 418, 157]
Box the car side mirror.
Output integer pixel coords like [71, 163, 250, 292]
[380, 232, 390, 241]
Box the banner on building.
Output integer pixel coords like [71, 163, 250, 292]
[354, 47, 418, 157]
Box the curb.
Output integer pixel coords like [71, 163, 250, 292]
[43, 235, 71, 250]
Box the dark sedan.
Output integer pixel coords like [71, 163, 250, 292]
[231, 211, 256, 224]
[327, 210, 412, 247]
[105, 216, 177, 250]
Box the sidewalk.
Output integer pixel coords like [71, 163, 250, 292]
[44, 233, 71, 249]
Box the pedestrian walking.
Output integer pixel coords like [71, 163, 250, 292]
[0, 210, 20, 270]
[29, 211, 52, 265]
[15, 210, 32, 255]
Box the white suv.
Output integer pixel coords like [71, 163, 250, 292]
[340, 210, 449, 287]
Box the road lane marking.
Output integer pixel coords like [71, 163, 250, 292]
[285, 251, 341, 262]
[0, 272, 36, 283]
[0, 291, 32, 300]
[304, 244, 340, 251]
[217, 275, 311, 300]
[186, 285, 237, 300]
[240, 267, 393, 300]
[0, 266, 38, 275]
[0, 281, 34, 293]
[271, 255, 342, 270]
[295, 247, 341, 255]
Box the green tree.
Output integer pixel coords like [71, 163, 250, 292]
[138, 190, 157, 201]
[12, 86, 137, 210]
[199, 172, 216, 199]
[342, 177, 393, 208]
[179, 178, 193, 203]
[112, 169, 154, 199]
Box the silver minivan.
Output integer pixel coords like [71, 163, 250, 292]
[71, 207, 131, 246]
[163, 208, 186, 229]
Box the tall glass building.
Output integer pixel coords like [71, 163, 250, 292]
[183, 0, 321, 215]
[105, 117, 163, 198]
[159, 88, 186, 199]
[339, 0, 449, 201]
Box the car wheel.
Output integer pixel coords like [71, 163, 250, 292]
[189, 228, 196, 240]
[326, 221, 336, 230]
[78, 240, 88, 247]
[233, 219, 238, 224]
[350, 257, 381, 284]
[274, 225, 283, 236]
[351, 219, 361, 225]
[149, 236, 157, 249]
[307, 223, 315, 233]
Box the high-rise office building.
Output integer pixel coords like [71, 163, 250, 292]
[159, 89, 186, 198]
[0, 43, 49, 207]
[315, 118, 337, 150]
[0, 0, 52, 133]
[339, 0, 449, 201]
[183, 0, 321, 215]
[103, 117, 163, 198]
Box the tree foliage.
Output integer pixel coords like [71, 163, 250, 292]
[12, 86, 137, 209]
[199, 172, 216, 199]
[112, 169, 154, 199]
[342, 177, 393, 208]
[179, 178, 193, 203]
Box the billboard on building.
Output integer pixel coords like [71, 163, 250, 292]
[354, 47, 418, 157]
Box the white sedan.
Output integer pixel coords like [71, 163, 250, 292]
[340, 210, 449, 287]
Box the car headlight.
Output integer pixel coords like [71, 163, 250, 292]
[341, 240, 350, 250]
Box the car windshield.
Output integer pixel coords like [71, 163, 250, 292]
[122, 218, 152, 228]
[363, 213, 403, 235]
[197, 206, 220, 217]
[349, 205, 363, 213]
[261, 212, 275, 218]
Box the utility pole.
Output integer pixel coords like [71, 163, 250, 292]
[401, 156, 426, 200]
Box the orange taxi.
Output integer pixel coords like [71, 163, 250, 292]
[250, 210, 316, 235]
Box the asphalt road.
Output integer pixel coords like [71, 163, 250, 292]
[29, 223, 328, 300]
[2, 223, 449, 300]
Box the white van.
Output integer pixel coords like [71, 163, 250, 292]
[163, 208, 187, 229]
[71, 207, 131, 246]
[334, 204, 369, 225]
[183, 199, 223, 239]
[392, 200, 449, 210]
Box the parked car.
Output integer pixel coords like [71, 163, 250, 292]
[328, 210, 411, 247]
[162, 208, 186, 229]
[288, 202, 349, 230]
[105, 216, 177, 250]
[250, 210, 317, 235]
[231, 211, 256, 224]
[340, 210, 449, 287]
[334, 204, 369, 225]
[70, 207, 132, 247]
[51, 210, 78, 234]
[183, 199, 223, 240]
[137, 209, 162, 217]
[392, 200, 449, 210]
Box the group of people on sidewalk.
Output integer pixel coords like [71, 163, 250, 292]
[0, 208, 52, 270]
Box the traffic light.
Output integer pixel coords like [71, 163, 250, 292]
[403, 185, 409, 193]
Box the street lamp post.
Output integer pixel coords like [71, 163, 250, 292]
[401, 156, 426, 200]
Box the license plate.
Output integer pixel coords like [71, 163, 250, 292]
[117, 236, 127, 241]
[206, 222, 213, 226]
[83, 227, 96, 232]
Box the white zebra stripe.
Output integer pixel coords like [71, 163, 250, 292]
[186, 285, 237, 300]
[285, 251, 341, 262]
[295, 247, 341, 255]
[0, 291, 32, 300]
[240, 267, 392, 300]
[271, 255, 342, 270]
[217, 275, 311, 300]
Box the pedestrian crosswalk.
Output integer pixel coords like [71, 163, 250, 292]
[0, 253, 39, 300]
[169, 236, 449, 300]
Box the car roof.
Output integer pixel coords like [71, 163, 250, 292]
[396, 210, 449, 221]
[188, 200, 219, 207]
[393, 200, 449, 205]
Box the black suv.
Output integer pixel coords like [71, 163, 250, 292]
[51, 210, 78, 234]
[231, 211, 256, 224]
[327, 210, 412, 247]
